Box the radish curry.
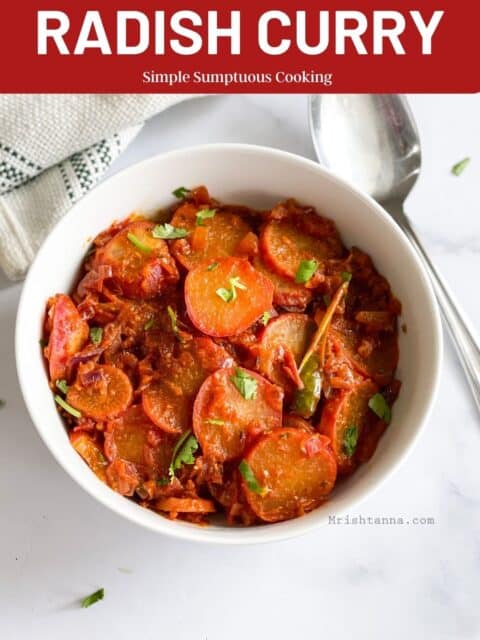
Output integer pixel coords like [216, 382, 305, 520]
[43, 186, 401, 525]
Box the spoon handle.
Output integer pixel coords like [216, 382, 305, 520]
[387, 201, 480, 413]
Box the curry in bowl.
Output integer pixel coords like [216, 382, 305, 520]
[42, 186, 400, 525]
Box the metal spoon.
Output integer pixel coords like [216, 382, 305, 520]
[309, 94, 480, 412]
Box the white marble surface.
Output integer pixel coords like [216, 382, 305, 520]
[1, 94, 479, 639]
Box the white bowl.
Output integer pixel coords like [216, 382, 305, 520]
[16, 144, 442, 544]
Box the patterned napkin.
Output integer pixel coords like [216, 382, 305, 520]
[0, 94, 192, 280]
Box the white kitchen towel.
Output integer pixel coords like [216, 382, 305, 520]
[0, 94, 193, 280]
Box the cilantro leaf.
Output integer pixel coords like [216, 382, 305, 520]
[144, 318, 155, 331]
[81, 588, 104, 608]
[167, 306, 179, 333]
[295, 259, 318, 284]
[89, 326, 103, 346]
[368, 393, 392, 423]
[55, 379, 69, 394]
[231, 278, 245, 290]
[230, 368, 257, 400]
[215, 287, 233, 303]
[166, 305, 185, 343]
[238, 460, 267, 496]
[152, 223, 188, 240]
[127, 232, 152, 254]
[55, 395, 81, 418]
[215, 277, 247, 303]
[228, 277, 246, 301]
[451, 157, 470, 176]
[168, 430, 199, 480]
[260, 311, 271, 326]
[172, 186, 190, 199]
[196, 208, 217, 226]
[341, 271, 352, 282]
[343, 425, 358, 457]
[207, 262, 219, 271]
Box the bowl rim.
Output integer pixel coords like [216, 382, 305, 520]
[15, 142, 443, 545]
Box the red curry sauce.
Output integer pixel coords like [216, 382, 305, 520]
[43, 186, 401, 525]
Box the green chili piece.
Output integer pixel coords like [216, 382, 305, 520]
[291, 354, 322, 419]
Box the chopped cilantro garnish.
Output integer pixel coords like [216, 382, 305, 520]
[55, 395, 81, 418]
[144, 318, 155, 331]
[215, 277, 247, 303]
[157, 477, 169, 486]
[343, 425, 358, 457]
[260, 311, 272, 326]
[166, 306, 186, 344]
[89, 326, 103, 345]
[55, 379, 69, 394]
[451, 157, 470, 176]
[167, 305, 178, 330]
[207, 262, 219, 271]
[230, 368, 257, 400]
[168, 430, 199, 480]
[368, 393, 392, 423]
[216, 287, 233, 302]
[238, 460, 267, 496]
[152, 223, 188, 240]
[228, 277, 246, 300]
[127, 232, 152, 254]
[196, 208, 217, 226]
[172, 186, 190, 199]
[81, 588, 104, 608]
[341, 271, 352, 282]
[166, 305, 182, 337]
[295, 259, 318, 284]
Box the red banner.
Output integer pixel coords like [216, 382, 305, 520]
[1, 0, 478, 93]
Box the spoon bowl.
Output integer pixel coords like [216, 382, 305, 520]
[309, 94, 421, 202]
